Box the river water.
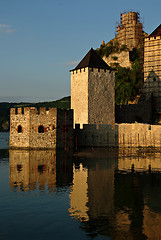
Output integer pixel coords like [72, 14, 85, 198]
[1, 132, 161, 240]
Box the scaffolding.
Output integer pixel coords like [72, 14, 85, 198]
[115, 11, 143, 49]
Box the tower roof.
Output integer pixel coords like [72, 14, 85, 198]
[70, 48, 112, 71]
[150, 24, 161, 37]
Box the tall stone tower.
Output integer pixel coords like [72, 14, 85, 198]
[116, 11, 143, 50]
[71, 48, 115, 127]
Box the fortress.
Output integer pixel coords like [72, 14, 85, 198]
[9, 11, 161, 149]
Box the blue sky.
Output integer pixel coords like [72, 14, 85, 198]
[0, 0, 161, 102]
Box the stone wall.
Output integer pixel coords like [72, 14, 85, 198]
[115, 99, 152, 124]
[10, 107, 73, 149]
[143, 36, 161, 112]
[74, 123, 161, 148]
[29, 107, 57, 149]
[88, 68, 115, 125]
[56, 108, 73, 149]
[74, 124, 118, 148]
[10, 108, 30, 148]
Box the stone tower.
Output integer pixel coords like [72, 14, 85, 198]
[71, 48, 115, 127]
[10, 107, 73, 149]
[116, 11, 143, 50]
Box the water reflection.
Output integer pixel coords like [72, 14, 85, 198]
[9, 149, 73, 191]
[69, 148, 161, 239]
[8, 147, 161, 239]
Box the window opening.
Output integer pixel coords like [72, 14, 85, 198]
[38, 164, 45, 173]
[38, 125, 44, 133]
[18, 125, 22, 133]
[17, 164, 22, 172]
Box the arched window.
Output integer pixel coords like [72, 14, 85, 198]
[18, 125, 22, 133]
[38, 125, 44, 133]
[17, 164, 22, 172]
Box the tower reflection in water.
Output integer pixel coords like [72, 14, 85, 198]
[9, 148, 161, 239]
[69, 148, 161, 240]
[9, 149, 73, 192]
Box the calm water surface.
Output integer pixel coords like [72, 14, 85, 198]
[1, 132, 161, 239]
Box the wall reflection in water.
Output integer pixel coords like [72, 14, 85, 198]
[69, 148, 161, 240]
[9, 149, 73, 191]
[9, 148, 161, 239]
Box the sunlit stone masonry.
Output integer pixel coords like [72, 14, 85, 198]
[10, 107, 73, 149]
[71, 48, 115, 128]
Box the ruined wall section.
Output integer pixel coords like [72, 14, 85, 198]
[10, 108, 30, 148]
[88, 68, 115, 125]
[143, 36, 161, 112]
[71, 68, 88, 127]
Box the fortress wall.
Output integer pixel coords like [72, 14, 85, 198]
[75, 124, 118, 148]
[56, 108, 73, 149]
[143, 36, 161, 112]
[10, 108, 30, 148]
[115, 100, 152, 124]
[88, 68, 115, 125]
[29, 107, 57, 149]
[75, 123, 161, 148]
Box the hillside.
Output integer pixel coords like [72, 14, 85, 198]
[0, 96, 71, 132]
[96, 40, 144, 105]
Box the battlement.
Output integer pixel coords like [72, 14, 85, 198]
[10, 107, 56, 115]
[74, 123, 161, 148]
[75, 124, 117, 131]
[71, 67, 88, 74]
[145, 36, 161, 42]
[10, 107, 72, 116]
[71, 67, 112, 75]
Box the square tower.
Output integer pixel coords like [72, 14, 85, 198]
[10, 107, 73, 149]
[71, 48, 115, 127]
